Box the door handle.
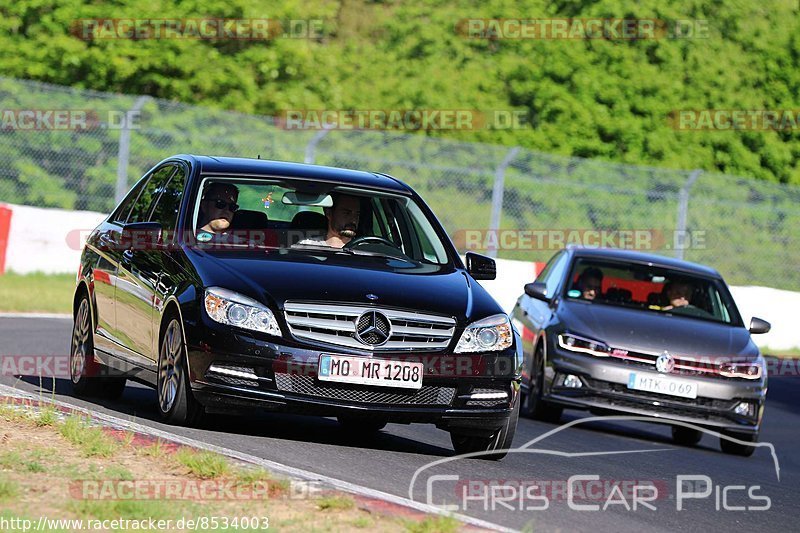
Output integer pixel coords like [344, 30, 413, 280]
[99, 234, 116, 247]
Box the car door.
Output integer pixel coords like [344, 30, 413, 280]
[513, 251, 569, 380]
[91, 177, 150, 355]
[141, 164, 189, 360]
[113, 164, 177, 361]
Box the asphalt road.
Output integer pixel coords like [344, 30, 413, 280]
[1, 317, 798, 532]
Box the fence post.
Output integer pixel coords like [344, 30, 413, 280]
[675, 169, 703, 260]
[304, 128, 331, 164]
[487, 147, 520, 258]
[114, 96, 151, 204]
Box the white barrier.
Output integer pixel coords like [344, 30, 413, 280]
[0, 203, 797, 350]
[1, 203, 105, 275]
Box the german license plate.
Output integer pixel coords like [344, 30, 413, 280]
[627, 373, 698, 399]
[318, 354, 423, 390]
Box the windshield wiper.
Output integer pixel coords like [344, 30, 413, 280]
[347, 249, 417, 263]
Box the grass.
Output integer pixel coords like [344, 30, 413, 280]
[0, 271, 74, 313]
[35, 405, 60, 427]
[317, 494, 356, 511]
[174, 448, 230, 479]
[403, 515, 461, 533]
[139, 438, 168, 459]
[0, 476, 18, 501]
[762, 347, 800, 358]
[100, 465, 134, 481]
[58, 415, 119, 458]
[68, 498, 180, 522]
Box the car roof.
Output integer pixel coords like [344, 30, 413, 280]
[176, 154, 412, 193]
[567, 247, 722, 278]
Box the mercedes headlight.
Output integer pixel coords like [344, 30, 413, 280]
[557, 333, 611, 357]
[204, 287, 281, 336]
[455, 314, 513, 353]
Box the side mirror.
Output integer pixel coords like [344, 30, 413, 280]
[749, 317, 771, 334]
[524, 281, 550, 302]
[120, 221, 163, 251]
[465, 252, 496, 280]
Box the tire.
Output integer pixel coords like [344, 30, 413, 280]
[450, 395, 520, 460]
[671, 426, 702, 446]
[337, 415, 388, 434]
[520, 344, 563, 423]
[70, 295, 127, 399]
[157, 316, 203, 426]
[720, 431, 758, 457]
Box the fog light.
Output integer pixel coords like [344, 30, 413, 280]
[734, 401, 754, 417]
[563, 374, 583, 388]
[208, 364, 258, 380]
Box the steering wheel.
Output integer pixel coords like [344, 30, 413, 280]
[343, 235, 399, 249]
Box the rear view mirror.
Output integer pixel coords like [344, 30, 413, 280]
[465, 252, 496, 280]
[749, 317, 771, 334]
[524, 281, 550, 302]
[282, 192, 333, 207]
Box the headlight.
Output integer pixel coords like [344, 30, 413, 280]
[557, 333, 611, 357]
[204, 287, 281, 336]
[719, 360, 762, 380]
[454, 314, 513, 353]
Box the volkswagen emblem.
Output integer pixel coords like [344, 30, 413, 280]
[355, 311, 391, 346]
[655, 351, 675, 374]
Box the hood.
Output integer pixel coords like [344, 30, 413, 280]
[186, 247, 502, 323]
[559, 300, 758, 360]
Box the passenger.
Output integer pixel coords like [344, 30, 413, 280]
[662, 281, 694, 310]
[297, 193, 360, 248]
[576, 267, 603, 301]
[197, 183, 239, 237]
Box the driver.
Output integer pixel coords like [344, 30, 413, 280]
[298, 193, 360, 248]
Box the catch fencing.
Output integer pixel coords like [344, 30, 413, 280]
[1, 76, 798, 289]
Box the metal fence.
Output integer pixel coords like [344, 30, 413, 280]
[1, 76, 799, 290]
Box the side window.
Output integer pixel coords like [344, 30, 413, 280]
[147, 166, 187, 233]
[127, 166, 176, 223]
[544, 253, 570, 298]
[112, 178, 148, 224]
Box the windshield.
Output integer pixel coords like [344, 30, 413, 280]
[191, 176, 451, 265]
[565, 258, 742, 325]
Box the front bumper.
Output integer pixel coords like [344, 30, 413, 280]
[546, 347, 766, 434]
[184, 322, 521, 434]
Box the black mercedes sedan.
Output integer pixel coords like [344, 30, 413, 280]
[70, 155, 522, 458]
[511, 247, 770, 456]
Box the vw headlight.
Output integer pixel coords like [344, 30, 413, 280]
[719, 360, 763, 380]
[557, 333, 611, 357]
[455, 314, 513, 353]
[204, 287, 281, 336]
